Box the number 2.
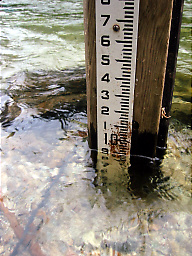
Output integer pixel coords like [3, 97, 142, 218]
[101, 106, 109, 115]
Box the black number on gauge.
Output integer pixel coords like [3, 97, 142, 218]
[102, 148, 109, 154]
[101, 90, 109, 99]
[101, 35, 110, 47]
[104, 133, 108, 144]
[101, 106, 109, 115]
[101, 73, 110, 83]
[101, 15, 110, 26]
[101, 0, 110, 4]
[111, 134, 118, 145]
[101, 147, 109, 160]
[101, 55, 110, 65]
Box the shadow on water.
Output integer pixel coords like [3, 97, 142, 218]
[128, 159, 176, 200]
[91, 153, 191, 254]
[94, 156, 181, 206]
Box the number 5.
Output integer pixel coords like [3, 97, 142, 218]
[101, 55, 110, 65]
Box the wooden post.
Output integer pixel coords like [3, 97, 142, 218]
[84, 0, 174, 162]
[130, 0, 174, 160]
[83, 0, 97, 154]
[157, 0, 184, 156]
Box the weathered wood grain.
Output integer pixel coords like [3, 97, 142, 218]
[157, 0, 184, 156]
[83, 0, 97, 152]
[131, 0, 174, 158]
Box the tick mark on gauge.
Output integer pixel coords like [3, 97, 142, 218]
[113, 24, 120, 32]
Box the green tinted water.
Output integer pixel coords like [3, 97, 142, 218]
[0, 0, 191, 255]
[172, 0, 191, 124]
[0, 0, 85, 82]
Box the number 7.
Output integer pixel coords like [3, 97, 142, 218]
[101, 15, 110, 26]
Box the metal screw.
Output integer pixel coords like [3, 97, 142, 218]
[113, 24, 120, 32]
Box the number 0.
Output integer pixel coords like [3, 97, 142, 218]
[111, 134, 118, 145]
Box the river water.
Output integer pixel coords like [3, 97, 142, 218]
[0, 0, 191, 255]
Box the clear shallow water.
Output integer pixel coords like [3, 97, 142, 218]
[0, 0, 85, 83]
[0, 0, 191, 255]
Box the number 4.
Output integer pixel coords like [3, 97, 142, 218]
[101, 73, 110, 83]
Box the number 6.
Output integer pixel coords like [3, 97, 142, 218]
[101, 35, 110, 47]
[101, 0, 110, 5]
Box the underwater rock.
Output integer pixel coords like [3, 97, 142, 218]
[1, 68, 86, 128]
[0, 101, 21, 127]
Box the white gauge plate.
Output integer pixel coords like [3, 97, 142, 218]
[96, 0, 140, 162]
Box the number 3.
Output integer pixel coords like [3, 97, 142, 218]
[101, 90, 109, 99]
